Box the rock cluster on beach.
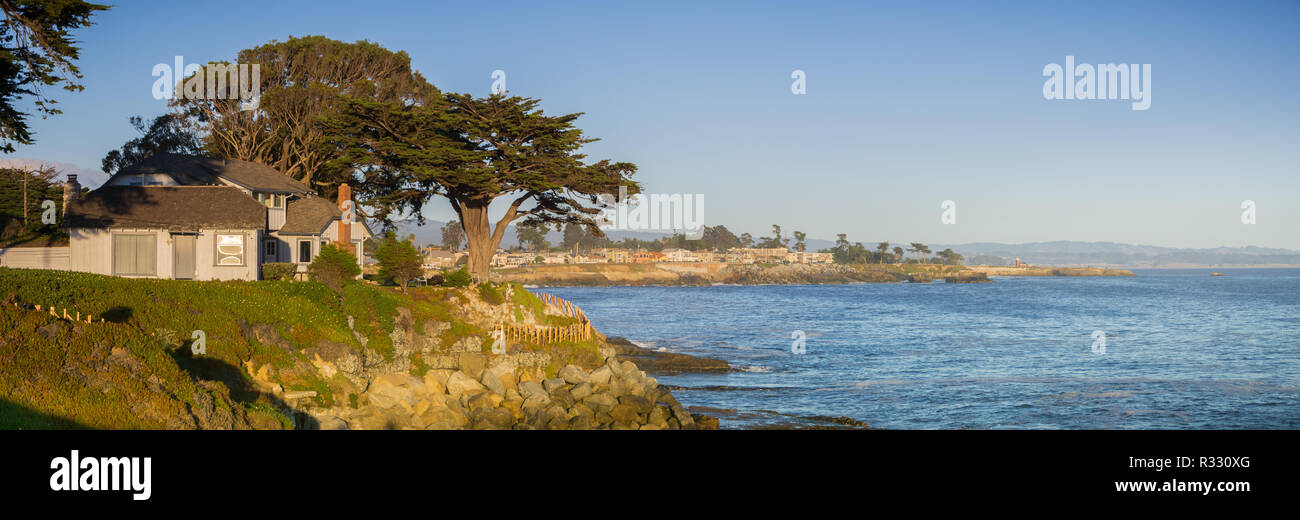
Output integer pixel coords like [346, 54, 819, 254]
[315, 351, 707, 430]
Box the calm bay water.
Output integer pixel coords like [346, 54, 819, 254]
[546, 269, 1300, 429]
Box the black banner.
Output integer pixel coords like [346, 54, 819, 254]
[0, 430, 1291, 509]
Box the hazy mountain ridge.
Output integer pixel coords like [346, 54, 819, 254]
[386, 220, 1298, 266]
[939, 241, 1300, 267]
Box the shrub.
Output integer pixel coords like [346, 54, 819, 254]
[261, 262, 296, 281]
[441, 268, 472, 287]
[308, 243, 361, 291]
[478, 282, 505, 305]
[374, 231, 423, 291]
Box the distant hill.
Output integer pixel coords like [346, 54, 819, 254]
[383, 220, 1299, 267]
[934, 241, 1300, 267]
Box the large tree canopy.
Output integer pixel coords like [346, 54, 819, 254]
[322, 92, 639, 280]
[101, 113, 203, 174]
[0, 0, 108, 153]
[174, 35, 434, 199]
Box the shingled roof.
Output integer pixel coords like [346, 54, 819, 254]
[64, 186, 266, 231]
[113, 154, 220, 186]
[278, 195, 341, 235]
[110, 154, 312, 194]
[207, 157, 312, 194]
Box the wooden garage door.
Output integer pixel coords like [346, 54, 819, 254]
[113, 234, 156, 276]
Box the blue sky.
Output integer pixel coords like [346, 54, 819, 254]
[6, 0, 1298, 249]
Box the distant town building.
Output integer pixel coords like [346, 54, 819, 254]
[421, 247, 458, 269]
[662, 248, 697, 262]
[630, 251, 666, 263]
[730, 247, 789, 263]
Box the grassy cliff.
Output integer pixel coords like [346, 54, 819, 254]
[0, 267, 602, 429]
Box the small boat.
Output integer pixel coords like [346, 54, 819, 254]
[1211, 272, 1224, 276]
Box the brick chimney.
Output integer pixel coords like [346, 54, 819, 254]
[336, 183, 353, 253]
[62, 174, 80, 216]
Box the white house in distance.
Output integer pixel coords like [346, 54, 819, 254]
[61, 154, 371, 281]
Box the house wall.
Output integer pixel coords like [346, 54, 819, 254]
[68, 228, 260, 281]
[194, 229, 261, 281]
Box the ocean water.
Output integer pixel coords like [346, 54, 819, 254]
[545, 269, 1300, 429]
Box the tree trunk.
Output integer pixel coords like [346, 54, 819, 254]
[461, 201, 494, 282]
[457, 193, 533, 282]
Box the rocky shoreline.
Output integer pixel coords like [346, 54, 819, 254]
[297, 285, 727, 430]
[605, 337, 877, 429]
[494, 262, 1130, 287]
[604, 337, 730, 374]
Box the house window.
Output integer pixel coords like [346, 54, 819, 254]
[265, 240, 277, 259]
[112, 234, 156, 276]
[216, 233, 245, 266]
[298, 240, 313, 263]
[257, 192, 285, 209]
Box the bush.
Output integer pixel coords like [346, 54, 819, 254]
[441, 268, 472, 287]
[478, 282, 505, 305]
[374, 231, 423, 290]
[261, 262, 296, 281]
[308, 243, 361, 291]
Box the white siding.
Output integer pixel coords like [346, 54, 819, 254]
[67, 227, 259, 281]
[0, 247, 70, 270]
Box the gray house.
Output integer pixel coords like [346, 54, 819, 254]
[63, 154, 371, 281]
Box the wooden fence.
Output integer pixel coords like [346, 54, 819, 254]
[537, 292, 588, 323]
[501, 320, 593, 343]
[9, 301, 102, 323]
[499, 292, 592, 344]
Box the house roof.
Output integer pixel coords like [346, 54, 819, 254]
[206, 157, 313, 194]
[111, 154, 312, 194]
[278, 195, 340, 235]
[64, 186, 266, 231]
[113, 154, 220, 186]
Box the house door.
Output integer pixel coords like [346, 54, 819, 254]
[174, 235, 196, 280]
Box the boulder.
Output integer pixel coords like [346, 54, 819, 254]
[423, 371, 449, 395]
[588, 365, 613, 385]
[366, 373, 425, 409]
[349, 406, 404, 430]
[693, 414, 720, 430]
[470, 408, 515, 430]
[557, 364, 589, 384]
[570, 382, 593, 401]
[619, 395, 653, 415]
[480, 363, 517, 395]
[568, 414, 594, 430]
[458, 352, 487, 379]
[500, 399, 524, 420]
[446, 371, 487, 400]
[610, 403, 638, 425]
[549, 387, 576, 409]
[582, 392, 617, 414]
[542, 378, 567, 393]
[416, 402, 468, 429]
[316, 416, 349, 430]
[649, 406, 670, 427]
[672, 405, 696, 428]
[464, 391, 502, 412]
[519, 380, 548, 401]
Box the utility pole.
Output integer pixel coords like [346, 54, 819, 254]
[22, 172, 28, 227]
